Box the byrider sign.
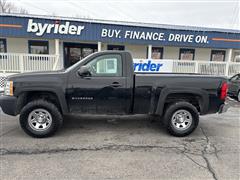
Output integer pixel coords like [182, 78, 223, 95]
[26, 18, 209, 45]
[133, 59, 173, 73]
[101, 29, 209, 44]
[27, 19, 85, 36]
[0, 16, 235, 49]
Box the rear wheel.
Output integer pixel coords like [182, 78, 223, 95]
[163, 101, 199, 137]
[20, 100, 63, 138]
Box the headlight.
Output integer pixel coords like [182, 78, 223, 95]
[4, 81, 13, 96]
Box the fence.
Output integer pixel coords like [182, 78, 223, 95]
[172, 60, 239, 76]
[0, 53, 240, 76]
[0, 53, 59, 73]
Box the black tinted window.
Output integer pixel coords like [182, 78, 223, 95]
[0, 39, 7, 53]
[29, 41, 49, 54]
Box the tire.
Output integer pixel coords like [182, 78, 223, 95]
[163, 101, 199, 137]
[19, 100, 63, 138]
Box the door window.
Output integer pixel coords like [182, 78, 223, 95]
[86, 54, 122, 77]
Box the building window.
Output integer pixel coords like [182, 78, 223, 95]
[179, 48, 195, 60]
[211, 50, 225, 62]
[152, 47, 163, 59]
[28, 40, 49, 54]
[0, 39, 7, 53]
[107, 45, 125, 51]
[233, 51, 240, 62]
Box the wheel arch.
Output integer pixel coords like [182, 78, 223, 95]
[16, 89, 68, 115]
[155, 87, 209, 116]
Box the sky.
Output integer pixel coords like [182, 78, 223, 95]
[11, 0, 240, 30]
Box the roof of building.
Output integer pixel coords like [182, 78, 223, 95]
[1, 13, 240, 34]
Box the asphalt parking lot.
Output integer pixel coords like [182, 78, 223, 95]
[0, 98, 239, 180]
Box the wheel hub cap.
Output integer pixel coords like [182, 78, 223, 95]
[177, 115, 184, 123]
[37, 114, 46, 123]
[28, 109, 52, 131]
[171, 109, 193, 131]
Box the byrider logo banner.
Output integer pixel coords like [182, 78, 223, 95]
[133, 59, 173, 73]
[27, 19, 85, 36]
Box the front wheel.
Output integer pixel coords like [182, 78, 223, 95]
[163, 101, 199, 137]
[20, 100, 63, 138]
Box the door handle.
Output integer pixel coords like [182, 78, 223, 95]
[110, 82, 121, 87]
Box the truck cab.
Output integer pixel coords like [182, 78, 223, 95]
[65, 51, 134, 114]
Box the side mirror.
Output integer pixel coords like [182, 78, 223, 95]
[77, 66, 91, 77]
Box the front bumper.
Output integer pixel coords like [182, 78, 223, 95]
[0, 95, 17, 116]
[218, 103, 230, 114]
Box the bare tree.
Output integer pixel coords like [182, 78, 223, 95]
[19, 8, 28, 14]
[0, 0, 28, 14]
[0, 0, 13, 13]
[75, 14, 91, 19]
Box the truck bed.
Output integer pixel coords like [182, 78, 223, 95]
[133, 73, 226, 114]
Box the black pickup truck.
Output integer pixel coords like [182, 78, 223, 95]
[0, 51, 228, 138]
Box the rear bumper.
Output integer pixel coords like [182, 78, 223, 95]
[0, 95, 17, 116]
[218, 103, 230, 114]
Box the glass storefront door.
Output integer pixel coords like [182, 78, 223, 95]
[64, 43, 97, 68]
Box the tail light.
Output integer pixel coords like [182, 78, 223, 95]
[220, 82, 228, 100]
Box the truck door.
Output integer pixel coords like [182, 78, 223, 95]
[66, 53, 130, 114]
